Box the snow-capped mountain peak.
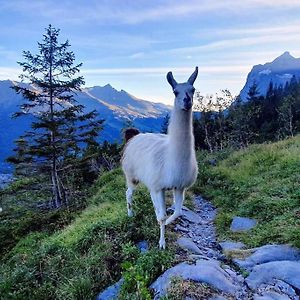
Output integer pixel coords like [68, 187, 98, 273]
[240, 52, 300, 100]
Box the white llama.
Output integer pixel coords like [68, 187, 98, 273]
[121, 67, 198, 249]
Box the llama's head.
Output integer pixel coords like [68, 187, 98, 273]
[167, 67, 198, 111]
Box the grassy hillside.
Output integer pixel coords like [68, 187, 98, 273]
[1, 136, 299, 299]
[0, 169, 174, 300]
[193, 135, 300, 248]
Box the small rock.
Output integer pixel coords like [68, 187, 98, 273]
[137, 240, 149, 253]
[230, 216, 257, 232]
[219, 241, 245, 251]
[236, 275, 245, 283]
[209, 296, 227, 300]
[274, 280, 298, 298]
[246, 260, 300, 290]
[188, 254, 210, 260]
[175, 224, 189, 232]
[181, 208, 206, 224]
[234, 244, 300, 270]
[253, 291, 291, 300]
[97, 278, 124, 300]
[177, 237, 203, 255]
[208, 159, 217, 166]
[224, 268, 238, 278]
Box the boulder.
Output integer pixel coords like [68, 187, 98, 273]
[246, 260, 300, 290]
[150, 260, 237, 299]
[234, 244, 300, 270]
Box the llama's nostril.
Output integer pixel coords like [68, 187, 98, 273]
[183, 98, 192, 110]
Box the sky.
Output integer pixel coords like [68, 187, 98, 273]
[0, 0, 300, 104]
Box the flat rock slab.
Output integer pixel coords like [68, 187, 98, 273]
[177, 237, 203, 255]
[219, 241, 245, 251]
[234, 244, 300, 270]
[181, 208, 205, 224]
[97, 278, 124, 300]
[230, 216, 257, 232]
[246, 260, 300, 291]
[150, 259, 237, 299]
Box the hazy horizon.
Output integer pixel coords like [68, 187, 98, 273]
[1, 1, 300, 104]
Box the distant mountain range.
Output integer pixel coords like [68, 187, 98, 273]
[0, 80, 170, 173]
[240, 51, 300, 100]
[2, 51, 300, 174]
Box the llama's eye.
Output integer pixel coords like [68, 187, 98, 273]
[191, 88, 195, 93]
[174, 91, 179, 97]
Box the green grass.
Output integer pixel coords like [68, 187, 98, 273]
[192, 135, 300, 248]
[0, 168, 175, 300]
[2, 136, 299, 299]
[0, 176, 87, 256]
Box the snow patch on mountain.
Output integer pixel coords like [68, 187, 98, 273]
[259, 69, 271, 75]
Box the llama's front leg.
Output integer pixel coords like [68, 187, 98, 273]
[150, 190, 166, 249]
[126, 186, 134, 217]
[165, 189, 184, 225]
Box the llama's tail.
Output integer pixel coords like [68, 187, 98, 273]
[123, 128, 140, 143]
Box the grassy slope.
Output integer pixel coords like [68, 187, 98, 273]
[0, 169, 174, 300]
[193, 135, 300, 248]
[1, 136, 299, 299]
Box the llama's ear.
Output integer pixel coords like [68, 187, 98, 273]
[167, 71, 177, 89]
[188, 66, 198, 85]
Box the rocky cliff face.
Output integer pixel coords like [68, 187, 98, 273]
[240, 52, 300, 100]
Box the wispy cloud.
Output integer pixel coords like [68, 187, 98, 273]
[82, 65, 249, 76]
[149, 32, 300, 58]
[0, 67, 21, 80]
[4, 0, 300, 25]
[0, 47, 19, 62]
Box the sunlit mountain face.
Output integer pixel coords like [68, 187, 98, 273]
[0, 80, 171, 173]
[240, 52, 300, 100]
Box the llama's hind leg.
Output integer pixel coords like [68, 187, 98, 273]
[126, 183, 135, 217]
[150, 190, 166, 249]
[165, 189, 184, 225]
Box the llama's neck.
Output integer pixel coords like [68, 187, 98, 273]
[167, 107, 194, 155]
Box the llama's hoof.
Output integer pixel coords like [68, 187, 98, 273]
[127, 210, 133, 217]
[159, 240, 166, 250]
[165, 216, 174, 226]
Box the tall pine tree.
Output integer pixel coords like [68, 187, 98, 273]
[11, 25, 103, 208]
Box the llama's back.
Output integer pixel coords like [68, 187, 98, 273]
[122, 133, 168, 188]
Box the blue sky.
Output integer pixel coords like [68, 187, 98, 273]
[0, 0, 300, 104]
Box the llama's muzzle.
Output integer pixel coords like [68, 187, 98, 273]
[183, 93, 192, 110]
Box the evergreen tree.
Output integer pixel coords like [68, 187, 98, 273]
[6, 136, 33, 176]
[227, 96, 252, 147]
[11, 25, 103, 208]
[278, 95, 296, 138]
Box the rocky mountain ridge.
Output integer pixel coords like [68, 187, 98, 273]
[240, 51, 300, 100]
